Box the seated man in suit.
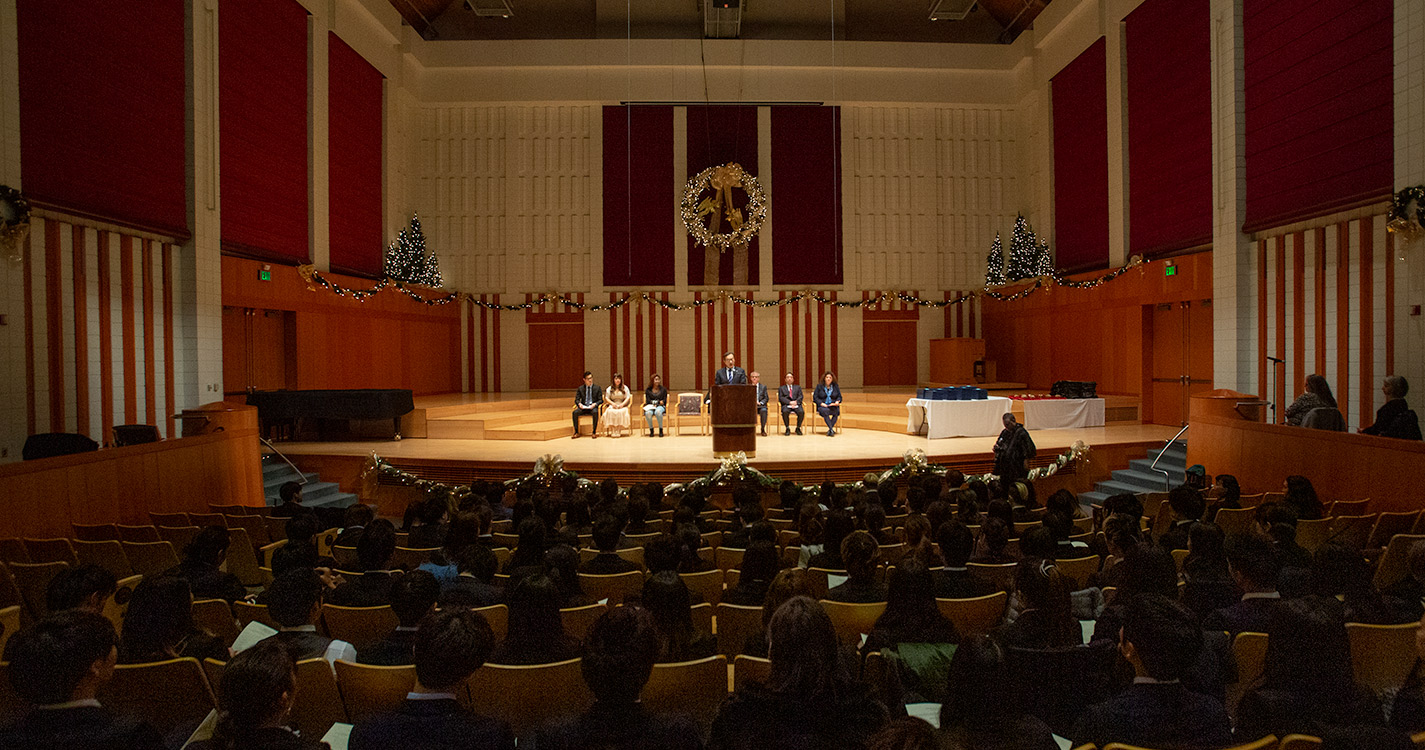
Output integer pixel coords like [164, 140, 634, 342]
[269, 481, 313, 518]
[778, 372, 805, 435]
[165, 525, 248, 603]
[360, 570, 440, 666]
[1157, 486, 1205, 552]
[0, 611, 165, 750]
[581, 514, 640, 575]
[531, 605, 703, 750]
[335, 503, 376, 549]
[751, 371, 769, 436]
[440, 544, 503, 609]
[934, 520, 999, 600]
[351, 609, 514, 750]
[572, 371, 601, 439]
[329, 519, 399, 607]
[44, 564, 118, 616]
[1070, 594, 1232, 750]
[260, 568, 357, 664]
[1202, 533, 1282, 635]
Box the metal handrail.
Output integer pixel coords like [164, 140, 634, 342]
[1148, 424, 1190, 491]
[259, 437, 309, 485]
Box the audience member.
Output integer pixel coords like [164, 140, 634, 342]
[1360, 376, 1422, 440]
[1180, 522, 1240, 621]
[440, 543, 503, 609]
[1041, 512, 1088, 559]
[1284, 373, 1339, 426]
[117, 575, 227, 664]
[407, 497, 449, 549]
[741, 568, 816, 658]
[1385, 540, 1425, 621]
[1093, 513, 1143, 589]
[43, 563, 117, 615]
[189, 639, 319, 750]
[674, 524, 717, 573]
[867, 717, 940, 750]
[863, 560, 959, 701]
[827, 531, 888, 603]
[1207, 474, 1241, 518]
[269, 516, 321, 577]
[329, 519, 398, 606]
[998, 560, 1077, 649]
[532, 605, 702, 750]
[807, 510, 855, 570]
[350, 609, 514, 750]
[1283, 475, 1325, 520]
[723, 540, 780, 606]
[167, 526, 248, 603]
[709, 597, 889, 749]
[643, 534, 681, 575]
[260, 568, 356, 663]
[1091, 544, 1180, 646]
[1069, 595, 1231, 750]
[1390, 613, 1425, 734]
[334, 504, 376, 548]
[360, 570, 440, 666]
[969, 518, 1017, 565]
[546, 544, 594, 608]
[899, 515, 941, 568]
[724, 501, 766, 550]
[934, 521, 998, 600]
[270, 481, 311, 518]
[489, 573, 579, 665]
[0, 611, 164, 750]
[1157, 486, 1204, 551]
[938, 635, 1057, 750]
[582, 515, 640, 574]
[1203, 533, 1282, 634]
[641, 571, 716, 662]
[1017, 527, 1057, 562]
[419, 510, 482, 584]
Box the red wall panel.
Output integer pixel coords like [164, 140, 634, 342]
[686, 106, 760, 286]
[1051, 39, 1110, 273]
[17, 0, 187, 236]
[603, 106, 675, 287]
[327, 33, 386, 277]
[772, 106, 843, 285]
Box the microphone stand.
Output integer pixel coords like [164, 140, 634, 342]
[1265, 356, 1284, 423]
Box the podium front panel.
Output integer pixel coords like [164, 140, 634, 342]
[711, 384, 757, 456]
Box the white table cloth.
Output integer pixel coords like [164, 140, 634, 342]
[905, 396, 1012, 439]
[1021, 398, 1106, 429]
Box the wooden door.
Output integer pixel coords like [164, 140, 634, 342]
[1148, 300, 1214, 426]
[223, 307, 295, 396]
[222, 307, 249, 396]
[863, 312, 919, 386]
[528, 321, 585, 391]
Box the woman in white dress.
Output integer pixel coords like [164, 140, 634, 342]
[602, 372, 632, 437]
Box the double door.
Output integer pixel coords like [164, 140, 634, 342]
[1148, 299, 1213, 426]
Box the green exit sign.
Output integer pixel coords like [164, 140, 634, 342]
[1165, 264, 1178, 277]
[258, 269, 272, 281]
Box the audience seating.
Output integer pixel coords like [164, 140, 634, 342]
[224, 527, 265, 587]
[117, 524, 162, 543]
[208, 504, 255, 516]
[191, 598, 239, 646]
[560, 603, 607, 642]
[1293, 518, 1333, 552]
[714, 546, 744, 572]
[491, 547, 512, 567]
[466, 658, 593, 739]
[0, 605, 19, 656]
[157, 525, 200, 551]
[1327, 499, 1371, 516]
[322, 604, 400, 651]
[691, 602, 713, 634]
[680, 569, 724, 605]
[265, 516, 289, 541]
[474, 604, 508, 641]
[316, 528, 340, 558]
[701, 531, 723, 549]
[577, 571, 644, 604]
[0, 566, 22, 622]
[877, 543, 906, 564]
[0, 539, 29, 565]
[260, 540, 287, 568]
[1055, 555, 1101, 590]
[806, 567, 845, 599]
[1278, 736, 1322, 750]
[967, 562, 1016, 591]
[780, 545, 802, 568]
[332, 545, 359, 569]
[389, 546, 439, 570]
[1228, 632, 1268, 722]
[820, 600, 886, 646]
[642, 655, 728, 733]
[73, 539, 134, 578]
[492, 532, 519, 548]
[1368, 511, 1422, 550]
[72, 523, 120, 541]
[186, 513, 225, 529]
[1169, 548, 1188, 574]
[936, 592, 1008, 638]
[1327, 514, 1377, 550]
[1373, 534, 1425, 590]
[122, 540, 180, 578]
[8, 561, 67, 620]
[1212, 506, 1257, 537]
[100, 657, 216, 737]
[233, 600, 280, 630]
[293, 658, 349, 738]
[22, 538, 77, 566]
[333, 661, 416, 723]
[223, 514, 271, 547]
[576, 545, 645, 568]
[1346, 621, 1418, 694]
[103, 574, 142, 632]
[732, 655, 770, 692]
[715, 603, 763, 656]
[148, 512, 189, 527]
[1101, 740, 1277, 750]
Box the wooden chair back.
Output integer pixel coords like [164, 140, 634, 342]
[316, 528, 340, 558]
[473, 604, 509, 641]
[1212, 506, 1257, 538]
[1368, 511, 1423, 550]
[321, 604, 400, 652]
[100, 657, 216, 736]
[714, 546, 745, 571]
[7, 561, 68, 620]
[191, 598, 239, 647]
[560, 603, 607, 643]
[967, 562, 1017, 592]
[223, 527, 264, 587]
[1374, 534, 1425, 591]
[578, 571, 645, 604]
[0, 539, 29, 565]
[22, 538, 76, 566]
[223, 514, 271, 547]
[157, 525, 201, 552]
[72, 523, 120, 541]
[0, 605, 20, 658]
[332, 545, 359, 569]
[680, 569, 724, 606]
[466, 658, 593, 739]
[122, 540, 180, 578]
[260, 539, 288, 568]
[672, 392, 710, 436]
[806, 567, 845, 599]
[1170, 548, 1189, 575]
[233, 600, 280, 630]
[716, 603, 764, 657]
[148, 512, 189, 527]
[73, 539, 134, 578]
[292, 658, 348, 738]
[334, 660, 417, 723]
[102, 574, 142, 632]
[1347, 621, 1419, 694]
[1278, 736, 1323, 750]
[390, 546, 440, 570]
[1293, 517, 1333, 553]
[936, 591, 1008, 638]
[577, 546, 645, 568]
[186, 513, 227, 529]
[1325, 514, 1377, 550]
[820, 600, 886, 646]
[1054, 555, 1101, 590]
[209, 504, 254, 516]
[1228, 632, 1268, 723]
[1328, 499, 1371, 517]
[117, 524, 162, 543]
[642, 655, 728, 732]
[732, 655, 771, 691]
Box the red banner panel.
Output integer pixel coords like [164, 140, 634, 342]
[1243, 0, 1392, 233]
[686, 106, 760, 287]
[221, 0, 310, 262]
[328, 33, 385, 277]
[1051, 38, 1110, 273]
[1126, 0, 1212, 258]
[17, 0, 187, 236]
[772, 106, 844, 286]
[602, 106, 675, 287]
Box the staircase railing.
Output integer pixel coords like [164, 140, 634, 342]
[259, 437, 309, 486]
[1148, 425, 1190, 491]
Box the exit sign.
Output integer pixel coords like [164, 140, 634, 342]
[258, 269, 272, 281]
[1165, 264, 1178, 277]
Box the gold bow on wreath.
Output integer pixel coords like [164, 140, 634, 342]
[698, 164, 746, 237]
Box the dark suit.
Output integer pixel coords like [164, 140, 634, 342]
[439, 576, 502, 609]
[1069, 681, 1232, 750]
[1158, 520, 1195, 552]
[580, 552, 639, 575]
[0, 706, 165, 750]
[827, 579, 889, 603]
[1201, 595, 1280, 635]
[714, 366, 748, 386]
[753, 382, 769, 432]
[165, 559, 247, 602]
[572, 384, 601, 434]
[778, 384, 804, 431]
[189, 726, 325, 750]
[359, 628, 418, 666]
[350, 697, 514, 750]
[532, 701, 704, 750]
[329, 571, 396, 607]
[934, 568, 1000, 600]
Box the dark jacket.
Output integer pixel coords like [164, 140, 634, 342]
[1070, 682, 1232, 750]
[189, 727, 327, 750]
[166, 560, 248, 603]
[579, 553, 639, 575]
[1157, 520, 1196, 552]
[1235, 685, 1385, 742]
[826, 579, 889, 604]
[329, 571, 396, 607]
[350, 698, 514, 750]
[0, 706, 165, 750]
[407, 525, 447, 550]
[439, 576, 503, 609]
[1361, 398, 1422, 440]
[939, 715, 1059, 750]
[359, 628, 418, 666]
[708, 683, 888, 750]
[933, 568, 999, 600]
[266, 630, 337, 662]
[334, 526, 365, 548]
[531, 701, 704, 750]
[993, 424, 1036, 481]
[722, 580, 771, 607]
[1201, 595, 1279, 635]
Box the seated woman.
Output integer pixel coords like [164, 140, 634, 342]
[1180, 522, 1240, 622]
[742, 568, 816, 658]
[806, 510, 856, 571]
[996, 560, 1078, 650]
[827, 532, 887, 604]
[674, 523, 717, 574]
[189, 640, 322, 750]
[602, 373, 633, 438]
[1207, 474, 1242, 518]
[1282, 474, 1325, 520]
[118, 575, 228, 664]
[938, 635, 1058, 750]
[795, 503, 826, 568]
[643, 373, 668, 437]
[969, 518, 1017, 565]
[724, 541, 780, 606]
[899, 515, 942, 569]
[1284, 373, 1338, 427]
[1236, 595, 1388, 742]
[863, 559, 959, 655]
[418, 509, 481, 585]
[640, 571, 716, 663]
[488, 573, 580, 665]
[503, 516, 548, 579]
[812, 371, 843, 437]
[710, 597, 889, 748]
[544, 544, 594, 609]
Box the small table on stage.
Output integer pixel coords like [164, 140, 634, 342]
[1019, 398, 1105, 429]
[906, 396, 1011, 439]
[246, 389, 415, 440]
[711, 384, 757, 457]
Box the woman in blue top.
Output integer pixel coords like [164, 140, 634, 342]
[813, 371, 842, 437]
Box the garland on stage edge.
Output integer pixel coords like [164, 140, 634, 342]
[361, 442, 1092, 502]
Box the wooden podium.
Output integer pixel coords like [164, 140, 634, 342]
[711, 384, 757, 457]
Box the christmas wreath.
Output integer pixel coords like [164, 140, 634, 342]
[680, 163, 768, 251]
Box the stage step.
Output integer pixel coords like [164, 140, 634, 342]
[1080, 440, 1187, 507]
[260, 455, 358, 510]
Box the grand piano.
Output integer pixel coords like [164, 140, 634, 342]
[246, 389, 415, 440]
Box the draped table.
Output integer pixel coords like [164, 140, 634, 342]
[1020, 398, 1106, 429]
[905, 396, 1012, 439]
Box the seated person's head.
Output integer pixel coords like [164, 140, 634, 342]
[265, 568, 326, 628]
[937, 520, 975, 568]
[5, 611, 118, 705]
[185, 525, 232, 568]
[766, 596, 845, 697]
[865, 504, 887, 536]
[1012, 561, 1077, 648]
[1120, 594, 1203, 681]
[940, 635, 1014, 729]
[581, 605, 659, 703]
[1225, 533, 1282, 592]
[737, 499, 765, 528]
[740, 540, 780, 584]
[444, 511, 483, 551]
[640, 571, 696, 644]
[1018, 526, 1057, 560]
[779, 480, 802, 508]
[544, 544, 584, 600]
[884, 558, 941, 623]
[822, 510, 856, 557]
[390, 569, 440, 628]
[1045, 489, 1079, 520]
[732, 486, 761, 515]
[119, 575, 197, 661]
[840, 531, 880, 581]
[45, 564, 117, 614]
[1263, 595, 1353, 693]
[516, 515, 547, 552]
[471, 502, 493, 536]
[213, 639, 298, 741]
[761, 568, 815, 626]
[342, 504, 375, 531]
[1409, 540, 1425, 585]
[285, 515, 318, 545]
[415, 609, 495, 692]
[643, 534, 680, 574]
[506, 573, 566, 643]
[1041, 511, 1072, 543]
[1255, 502, 1298, 536]
[902, 515, 932, 548]
[1102, 493, 1143, 520]
[357, 519, 398, 571]
[454, 544, 499, 584]
[906, 487, 928, 514]
[746, 520, 777, 546]
[1168, 486, 1206, 523]
[980, 517, 1011, 553]
[1103, 513, 1143, 556]
[627, 495, 650, 528]
[279, 481, 302, 504]
[592, 514, 623, 553]
[1116, 544, 1180, 600]
[985, 499, 1014, 527]
[418, 497, 448, 527]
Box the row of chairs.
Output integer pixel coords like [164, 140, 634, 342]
[2, 531, 267, 586]
[0, 559, 141, 629]
[1213, 507, 1425, 552]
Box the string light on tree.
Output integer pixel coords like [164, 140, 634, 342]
[384, 214, 443, 287]
[1005, 214, 1049, 282]
[984, 232, 1007, 288]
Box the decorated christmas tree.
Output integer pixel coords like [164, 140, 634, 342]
[384, 214, 443, 287]
[1033, 239, 1056, 277]
[1005, 215, 1041, 282]
[984, 232, 1007, 287]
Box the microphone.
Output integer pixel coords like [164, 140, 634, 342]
[1265, 356, 1284, 364]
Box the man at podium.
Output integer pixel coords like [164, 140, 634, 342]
[714, 352, 747, 386]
